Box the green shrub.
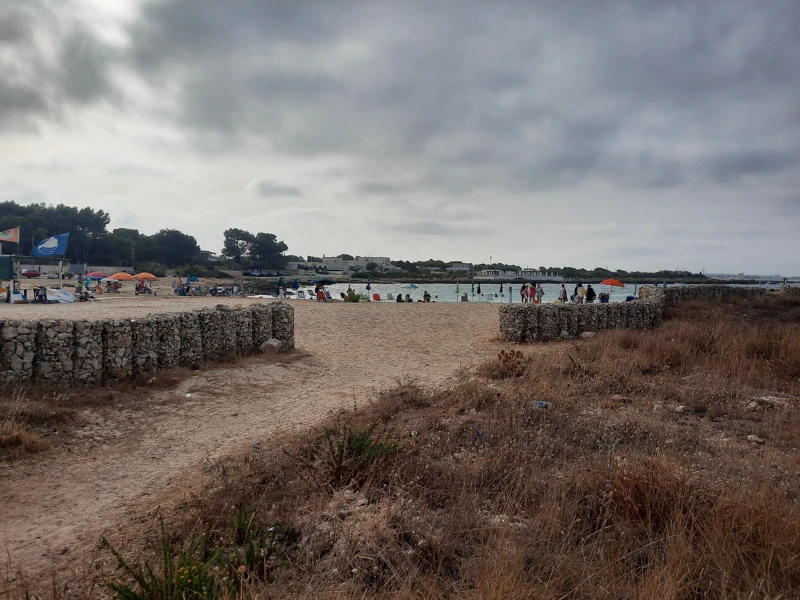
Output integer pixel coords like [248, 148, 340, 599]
[298, 423, 397, 490]
[102, 519, 222, 600]
[228, 508, 299, 581]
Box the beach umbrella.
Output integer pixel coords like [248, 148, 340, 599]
[87, 271, 105, 278]
[600, 277, 624, 300]
[110, 272, 134, 281]
[133, 272, 158, 281]
[600, 278, 624, 287]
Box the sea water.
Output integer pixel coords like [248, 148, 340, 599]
[322, 282, 638, 303]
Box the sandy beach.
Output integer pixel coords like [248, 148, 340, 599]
[0, 298, 516, 585]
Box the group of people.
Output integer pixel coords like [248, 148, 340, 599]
[519, 283, 545, 304]
[395, 290, 434, 302]
[559, 283, 598, 304]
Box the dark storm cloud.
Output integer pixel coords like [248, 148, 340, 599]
[125, 0, 800, 195]
[0, 3, 116, 130]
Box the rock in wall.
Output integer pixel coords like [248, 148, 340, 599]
[73, 320, 104, 384]
[102, 319, 133, 380]
[234, 308, 253, 355]
[155, 314, 181, 370]
[251, 304, 274, 349]
[0, 320, 36, 384]
[272, 304, 295, 350]
[132, 317, 159, 374]
[35, 320, 74, 383]
[578, 303, 598, 334]
[199, 309, 225, 362]
[178, 312, 203, 368]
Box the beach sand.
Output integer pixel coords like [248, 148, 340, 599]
[0, 298, 522, 585]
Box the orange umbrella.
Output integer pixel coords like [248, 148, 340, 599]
[133, 272, 158, 281]
[600, 278, 624, 287]
[109, 272, 134, 281]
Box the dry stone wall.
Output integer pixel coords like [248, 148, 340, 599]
[0, 302, 293, 385]
[500, 285, 765, 342]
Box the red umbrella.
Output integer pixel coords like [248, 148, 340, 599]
[87, 271, 106, 278]
[600, 278, 624, 287]
[600, 278, 625, 301]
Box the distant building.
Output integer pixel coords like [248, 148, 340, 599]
[447, 262, 472, 272]
[478, 269, 562, 281]
[320, 255, 400, 274]
[196, 250, 218, 263]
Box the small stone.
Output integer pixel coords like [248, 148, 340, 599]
[260, 338, 283, 354]
[611, 394, 631, 403]
[355, 498, 368, 507]
[579, 331, 596, 339]
[675, 405, 688, 414]
[747, 434, 764, 444]
[746, 401, 759, 411]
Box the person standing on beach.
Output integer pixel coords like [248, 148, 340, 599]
[529, 283, 536, 304]
[585, 285, 596, 303]
[574, 283, 584, 304]
[520, 284, 527, 303]
[536, 283, 544, 304]
[559, 284, 568, 303]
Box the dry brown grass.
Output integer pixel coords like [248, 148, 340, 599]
[0, 388, 50, 456]
[14, 295, 800, 599]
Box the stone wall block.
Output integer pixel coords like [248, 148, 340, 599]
[35, 320, 74, 382]
[178, 312, 203, 368]
[131, 317, 158, 374]
[102, 319, 133, 379]
[272, 303, 295, 350]
[73, 320, 104, 383]
[155, 314, 181, 369]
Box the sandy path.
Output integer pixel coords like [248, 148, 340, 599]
[0, 301, 502, 586]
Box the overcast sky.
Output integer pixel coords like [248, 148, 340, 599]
[1, 1, 798, 274]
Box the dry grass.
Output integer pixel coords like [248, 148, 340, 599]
[13, 295, 800, 598]
[0, 388, 50, 455]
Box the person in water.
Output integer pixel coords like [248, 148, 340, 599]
[405, 294, 412, 302]
[396, 293, 403, 302]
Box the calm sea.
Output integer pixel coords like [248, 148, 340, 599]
[321, 282, 635, 303]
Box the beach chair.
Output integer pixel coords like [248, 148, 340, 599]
[373, 293, 381, 302]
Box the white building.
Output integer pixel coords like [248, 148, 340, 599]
[320, 255, 400, 274]
[477, 269, 563, 281]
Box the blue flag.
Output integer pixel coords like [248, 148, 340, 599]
[32, 233, 69, 257]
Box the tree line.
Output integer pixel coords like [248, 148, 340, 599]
[0, 201, 289, 270]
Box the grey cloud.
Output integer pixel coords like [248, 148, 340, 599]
[0, 8, 29, 43]
[389, 220, 496, 237]
[59, 31, 115, 103]
[0, 3, 116, 130]
[249, 179, 302, 198]
[0, 80, 48, 129]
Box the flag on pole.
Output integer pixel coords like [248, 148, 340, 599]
[32, 233, 69, 257]
[0, 227, 20, 244]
